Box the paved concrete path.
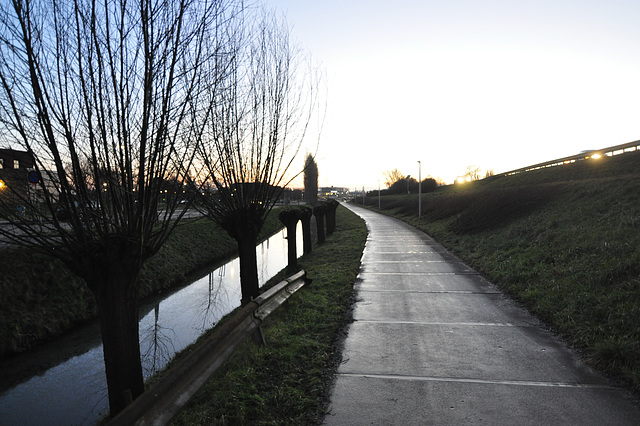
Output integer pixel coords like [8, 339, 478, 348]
[324, 203, 640, 425]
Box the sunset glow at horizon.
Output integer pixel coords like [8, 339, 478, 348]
[269, 0, 640, 190]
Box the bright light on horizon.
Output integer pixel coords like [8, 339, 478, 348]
[267, 0, 640, 190]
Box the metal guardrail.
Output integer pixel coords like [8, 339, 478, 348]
[499, 139, 640, 177]
[108, 270, 309, 426]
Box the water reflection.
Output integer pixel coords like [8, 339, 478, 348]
[200, 264, 227, 333]
[140, 305, 176, 378]
[0, 226, 302, 425]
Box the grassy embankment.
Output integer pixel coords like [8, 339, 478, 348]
[363, 151, 640, 392]
[0, 212, 284, 357]
[158, 205, 367, 425]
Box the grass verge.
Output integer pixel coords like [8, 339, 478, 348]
[167, 205, 367, 425]
[362, 151, 640, 392]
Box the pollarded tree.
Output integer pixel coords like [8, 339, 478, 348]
[0, 0, 233, 416]
[304, 153, 318, 205]
[198, 8, 321, 305]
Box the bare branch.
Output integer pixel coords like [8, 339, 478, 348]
[0, 0, 237, 415]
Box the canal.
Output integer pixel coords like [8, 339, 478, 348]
[0, 225, 303, 425]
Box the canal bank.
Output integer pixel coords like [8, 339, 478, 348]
[0, 225, 303, 425]
[0, 212, 285, 359]
[167, 204, 368, 424]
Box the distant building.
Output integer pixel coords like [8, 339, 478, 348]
[0, 149, 34, 170]
[318, 186, 349, 199]
[0, 148, 37, 210]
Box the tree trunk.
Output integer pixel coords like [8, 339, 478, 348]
[313, 205, 326, 244]
[326, 200, 339, 235]
[91, 262, 144, 417]
[285, 222, 298, 269]
[237, 234, 260, 305]
[300, 207, 313, 254]
[279, 209, 300, 270]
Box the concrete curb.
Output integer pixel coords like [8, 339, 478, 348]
[108, 270, 309, 426]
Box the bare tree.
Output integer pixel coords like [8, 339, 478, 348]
[383, 168, 404, 187]
[198, 8, 320, 305]
[303, 153, 318, 205]
[464, 165, 482, 181]
[0, 0, 231, 416]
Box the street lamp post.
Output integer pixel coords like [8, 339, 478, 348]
[418, 160, 422, 218]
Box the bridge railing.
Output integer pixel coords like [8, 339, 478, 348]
[499, 139, 640, 177]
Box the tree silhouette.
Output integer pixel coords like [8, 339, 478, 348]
[464, 165, 482, 181]
[388, 175, 418, 194]
[198, 9, 320, 305]
[0, 0, 229, 416]
[304, 154, 319, 205]
[384, 168, 404, 187]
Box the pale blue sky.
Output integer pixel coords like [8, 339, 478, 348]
[265, 0, 640, 187]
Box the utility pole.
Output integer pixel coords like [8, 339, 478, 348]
[378, 180, 381, 209]
[418, 161, 422, 218]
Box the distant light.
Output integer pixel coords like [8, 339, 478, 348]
[591, 153, 602, 159]
[0, 180, 4, 188]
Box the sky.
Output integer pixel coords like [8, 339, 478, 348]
[264, 0, 640, 189]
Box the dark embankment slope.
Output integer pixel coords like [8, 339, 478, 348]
[373, 151, 640, 392]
